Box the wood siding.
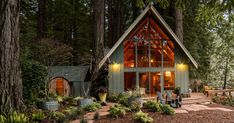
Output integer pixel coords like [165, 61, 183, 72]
[108, 44, 124, 93]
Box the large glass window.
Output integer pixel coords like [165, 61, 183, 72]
[124, 16, 174, 68]
[124, 72, 136, 91]
[137, 40, 149, 67]
[124, 40, 136, 68]
[139, 72, 149, 95]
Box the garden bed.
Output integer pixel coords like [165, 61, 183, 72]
[95, 107, 234, 123]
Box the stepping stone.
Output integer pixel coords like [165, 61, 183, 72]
[182, 104, 233, 112]
[174, 109, 188, 113]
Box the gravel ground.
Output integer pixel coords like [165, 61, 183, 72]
[95, 104, 234, 123]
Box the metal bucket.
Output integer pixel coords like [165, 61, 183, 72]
[78, 98, 93, 107]
[42, 100, 59, 111]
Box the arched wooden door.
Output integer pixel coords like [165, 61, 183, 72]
[49, 77, 70, 96]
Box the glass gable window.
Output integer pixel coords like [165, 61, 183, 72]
[124, 16, 174, 68]
[124, 40, 136, 68]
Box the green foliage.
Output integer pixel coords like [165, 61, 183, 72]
[93, 112, 100, 120]
[83, 102, 102, 112]
[62, 96, 77, 106]
[118, 93, 130, 107]
[63, 106, 82, 120]
[212, 96, 234, 106]
[0, 115, 6, 123]
[108, 93, 119, 102]
[5, 112, 29, 123]
[109, 105, 128, 118]
[161, 104, 175, 115]
[143, 100, 161, 112]
[48, 111, 66, 123]
[31, 110, 46, 122]
[21, 59, 47, 105]
[173, 87, 181, 95]
[133, 110, 153, 123]
[130, 101, 142, 112]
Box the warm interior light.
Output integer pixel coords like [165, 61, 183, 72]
[130, 63, 134, 67]
[165, 71, 171, 77]
[150, 59, 154, 63]
[112, 63, 120, 72]
[178, 63, 184, 69]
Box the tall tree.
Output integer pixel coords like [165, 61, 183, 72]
[0, 0, 24, 114]
[108, 0, 124, 47]
[92, 0, 105, 79]
[173, 0, 183, 42]
[37, 0, 47, 39]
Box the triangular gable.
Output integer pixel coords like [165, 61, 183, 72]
[99, 4, 198, 69]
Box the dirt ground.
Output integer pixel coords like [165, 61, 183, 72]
[95, 104, 234, 123]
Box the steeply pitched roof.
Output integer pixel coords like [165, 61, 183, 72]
[99, 4, 198, 69]
[48, 66, 89, 82]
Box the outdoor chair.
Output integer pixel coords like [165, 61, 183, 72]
[156, 91, 166, 104]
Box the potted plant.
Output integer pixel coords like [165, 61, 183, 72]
[128, 89, 143, 107]
[78, 81, 94, 107]
[97, 86, 108, 103]
[174, 87, 181, 96]
[37, 90, 59, 111]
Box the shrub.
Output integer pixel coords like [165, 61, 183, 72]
[174, 87, 181, 95]
[118, 93, 130, 107]
[108, 93, 119, 102]
[161, 104, 175, 115]
[83, 102, 102, 112]
[31, 110, 46, 122]
[5, 111, 30, 123]
[109, 105, 128, 118]
[212, 96, 220, 103]
[0, 115, 6, 123]
[21, 59, 47, 105]
[130, 101, 142, 112]
[64, 106, 82, 120]
[133, 111, 153, 123]
[48, 111, 66, 123]
[143, 100, 161, 112]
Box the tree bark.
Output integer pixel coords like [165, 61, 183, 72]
[92, 0, 105, 78]
[108, 0, 124, 47]
[174, 3, 183, 43]
[108, 0, 113, 47]
[0, 0, 24, 114]
[37, 0, 47, 39]
[223, 59, 229, 89]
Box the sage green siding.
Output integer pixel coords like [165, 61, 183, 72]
[174, 46, 190, 93]
[108, 44, 124, 93]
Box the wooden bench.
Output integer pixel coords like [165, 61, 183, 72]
[206, 89, 234, 97]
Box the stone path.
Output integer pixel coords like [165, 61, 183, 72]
[70, 103, 116, 123]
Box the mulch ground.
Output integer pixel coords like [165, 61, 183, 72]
[94, 104, 234, 123]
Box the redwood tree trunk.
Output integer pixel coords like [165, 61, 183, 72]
[0, 0, 24, 114]
[108, 0, 124, 47]
[174, 3, 183, 43]
[92, 0, 105, 78]
[37, 0, 47, 39]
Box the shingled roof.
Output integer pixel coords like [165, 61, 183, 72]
[48, 66, 89, 82]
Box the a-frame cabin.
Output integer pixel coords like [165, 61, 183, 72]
[99, 4, 198, 95]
